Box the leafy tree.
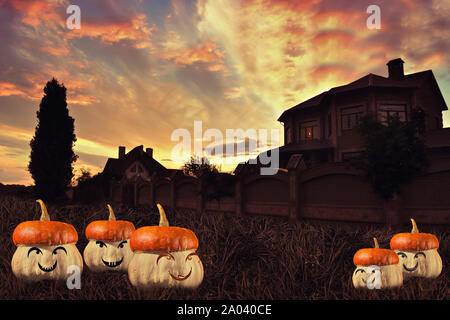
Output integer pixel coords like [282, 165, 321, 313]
[351, 108, 429, 201]
[75, 167, 92, 185]
[28, 78, 78, 201]
[182, 155, 219, 177]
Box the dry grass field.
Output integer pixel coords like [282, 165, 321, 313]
[0, 192, 448, 300]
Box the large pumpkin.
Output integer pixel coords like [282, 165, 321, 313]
[83, 205, 135, 272]
[352, 238, 403, 289]
[390, 218, 442, 279]
[11, 200, 83, 282]
[128, 204, 204, 289]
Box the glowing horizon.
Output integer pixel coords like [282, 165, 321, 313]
[0, 0, 449, 185]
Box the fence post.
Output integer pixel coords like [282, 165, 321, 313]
[288, 169, 298, 221]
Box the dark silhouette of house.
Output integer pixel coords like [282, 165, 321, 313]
[101, 145, 171, 204]
[275, 58, 450, 167]
[102, 145, 168, 181]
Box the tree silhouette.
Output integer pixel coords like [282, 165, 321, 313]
[351, 108, 429, 201]
[28, 78, 78, 201]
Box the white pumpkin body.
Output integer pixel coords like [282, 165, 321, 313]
[84, 239, 133, 272]
[394, 249, 442, 278]
[11, 243, 83, 282]
[352, 264, 403, 289]
[128, 249, 204, 289]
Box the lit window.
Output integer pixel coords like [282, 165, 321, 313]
[300, 121, 319, 141]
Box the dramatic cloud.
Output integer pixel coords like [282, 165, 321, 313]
[0, 0, 449, 184]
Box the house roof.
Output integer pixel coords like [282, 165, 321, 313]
[102, 145, 167, 180]
[278, 69, 447, 122]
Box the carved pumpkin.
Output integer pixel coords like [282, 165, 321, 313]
[11, 200, 83, 282]
[352, 238, 403, 289]
[390, 218, 442, 279]
[128, 204, 204, 289]
[83, 205, 135, 272]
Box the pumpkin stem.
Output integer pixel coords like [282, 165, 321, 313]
[36, 199, 50, 221]
[157, 203, 169, 227]
[410, 218, 419, 233]
[107, 204, 116, 221]
[373, 237, 379, 249]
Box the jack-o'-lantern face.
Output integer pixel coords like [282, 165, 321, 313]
[83, 205, 135, 272]
[11, 200, 83, 282]
[352, 238, 403, 289]
[128, 248, 204, 288]
[128, 204, 204, 289]
[12, 243, 83, 281]
[391, 219, 442, 279]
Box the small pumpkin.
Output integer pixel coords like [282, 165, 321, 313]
[11, 200, 83, 282]
[128, 204, 204, 289]
[83, 205, 135, 272]
[352, 238, 403, 289]
[390, 218, 442, 279]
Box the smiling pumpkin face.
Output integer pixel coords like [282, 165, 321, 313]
[11, 200, 83, 282]
[352, 238, 403, 289]
[128, 204, 204, 289]
[83, 205, 135, 272]
[390, 219, 442, 279]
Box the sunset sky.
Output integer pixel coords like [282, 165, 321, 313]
[0, 0, 449, 185]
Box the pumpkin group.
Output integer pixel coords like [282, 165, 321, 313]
[128, 204, 204, 289]
[83, 205, 135, 272]
[11, 200, 83, 282]
[352, 238, 403, 289]
[390, 218, 442, 279]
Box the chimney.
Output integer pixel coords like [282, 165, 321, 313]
[387, 58, 405, 80]
[146, 147, 153, 158]
[118, 146, 126, 159]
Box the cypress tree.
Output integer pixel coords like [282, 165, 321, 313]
[28, 78, 78, 201]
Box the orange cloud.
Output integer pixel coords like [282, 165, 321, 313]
[40, 45, 71, 57]
[161, 38, 225, 69]
[66, 13, 155, 48]
[0, 82, 23, 97]
[10, 0, 64, 27]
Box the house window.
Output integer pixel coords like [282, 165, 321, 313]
[378, 104, 406, 124]
[299, 121, 319, 141]
[286, 126, 292, 144]
[341, 106, 363, 130]
[327, 113, 332, 137]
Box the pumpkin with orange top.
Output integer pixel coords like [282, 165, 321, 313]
[390, 218, 442, 278]
[83, 205, 135, 272]
[11, 200, 83, 282]
[128, 204, 204, 289]
[352, 238, 403, 289]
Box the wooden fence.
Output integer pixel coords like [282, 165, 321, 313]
[109, 156, 450, 226]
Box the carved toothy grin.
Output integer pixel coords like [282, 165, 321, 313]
[102, 257, 123, 268]
[38, 261, 57, 272]
[403, 263, 418, 272]
[169, 268, 192, 281]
